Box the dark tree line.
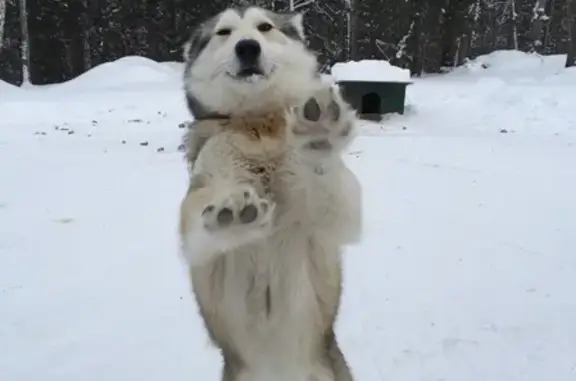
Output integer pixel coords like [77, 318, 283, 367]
[1, 0, 575, 86]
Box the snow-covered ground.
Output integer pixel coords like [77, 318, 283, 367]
[1, 51, 575, 381]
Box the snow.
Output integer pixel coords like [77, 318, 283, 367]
[45, 56, 181, 93]
[331, 59, 412, 83]
[1, 52, 576, 381]
[452, 50, 576, 85]
[1, 80, 24, 97]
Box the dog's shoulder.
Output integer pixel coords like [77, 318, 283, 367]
[183, 118, 226, 173]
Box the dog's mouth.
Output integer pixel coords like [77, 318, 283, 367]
[227, 65, 275, 81]
[237, 66, 264, 77]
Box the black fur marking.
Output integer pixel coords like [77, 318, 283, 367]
[185, 29, 210, 64]
[231, 4, 251, 16]
[280, 22, 303, 41]
[265, 285, 271, 317]
[186, 94, 230, 120]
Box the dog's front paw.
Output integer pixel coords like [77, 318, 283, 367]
[292, 84, 356, 156]
[201, 185, 274, 233]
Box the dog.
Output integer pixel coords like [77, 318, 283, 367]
[178, 6, 363, 381]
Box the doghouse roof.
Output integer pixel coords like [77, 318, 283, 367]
[331, 59, 412, 83]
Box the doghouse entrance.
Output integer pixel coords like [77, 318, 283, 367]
[361, 92, 381, 115]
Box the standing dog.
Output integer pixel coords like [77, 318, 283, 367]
[178, 6, 362, 381]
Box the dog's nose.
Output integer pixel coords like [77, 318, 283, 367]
[235, 39, 261, 64]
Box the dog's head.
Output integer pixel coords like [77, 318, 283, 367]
[183, 6, 319, 117]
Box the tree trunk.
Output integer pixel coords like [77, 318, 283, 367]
[406, 2, 424, 76]
[457, 33, 471, 65]
[567, 0, 576, 67]
[530, 0, 549, 53]
[82, 0, 91, 71]
[440, 0, 457, 68]
[0, 0, 6, 51]
[346, 0, 358, 60]
[508, 0, 519, 50]
[440, 0, 473, 69]
[18, 0, 29, 83]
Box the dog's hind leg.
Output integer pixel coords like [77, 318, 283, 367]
[326, 331, 355, 381]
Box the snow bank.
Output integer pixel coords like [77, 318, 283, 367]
[0, 80, 24, 97]
[56, 56, 179, 90]
[159, 61, 185, 74]
[451, 50, 575, 85]
[331, 60, 411, 83]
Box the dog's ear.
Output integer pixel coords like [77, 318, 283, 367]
[285, 12, 305, 41]
[270, 11, 306, 42]
[183, 27, 210, 63]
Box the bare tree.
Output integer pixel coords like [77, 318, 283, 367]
[0, 0, 5, 52]
[529, 0, 549, 52]
[392, 0, 424, 75]
[567, 0, 576, 67]
[289, 0, 314, 12]
[82, 0, 91, 71]
[504, 0, 519, 50]
[344, 0, 357, 60]
[18, 0, 29, 83]
[440, 0, 475, 69]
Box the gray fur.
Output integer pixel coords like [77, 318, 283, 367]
[265, 10, 306, 41]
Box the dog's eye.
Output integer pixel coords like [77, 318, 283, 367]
[257, 22, 274, 32]
[216, 28, 231, 36]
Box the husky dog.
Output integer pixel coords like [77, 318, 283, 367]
[178, 6, 362, 381]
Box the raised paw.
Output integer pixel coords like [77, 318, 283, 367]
[201, 185, 274, 232]
[292, 84, 356, 156]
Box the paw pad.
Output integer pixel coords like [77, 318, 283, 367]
[216, 207, 234, 226]
[239, 204, 258, 224]
[303, 97, 321, 122]
[306, 139, 332, 151]
[201, 187, 274, 231]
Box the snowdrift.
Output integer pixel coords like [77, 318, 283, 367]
[449, 50, 575, 85]
[0, 80, 24, 97]
[52, 56, 180, 91]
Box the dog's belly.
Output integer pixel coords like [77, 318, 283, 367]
[219, 226, 331, 376]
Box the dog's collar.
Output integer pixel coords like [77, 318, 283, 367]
[194, 112, 230, 121]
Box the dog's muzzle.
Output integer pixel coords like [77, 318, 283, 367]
[234, 39, 264, 77]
